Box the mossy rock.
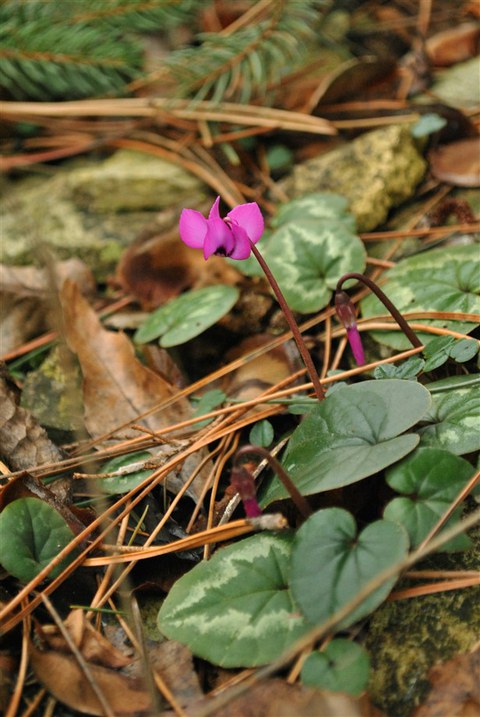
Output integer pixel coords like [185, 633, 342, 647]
[21, 346, 84, 437]
[2, 151, 208, 279]
[366, 524, 480, 716]
[279, 124, 427, 231]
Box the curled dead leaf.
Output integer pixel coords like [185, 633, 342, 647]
[223, 334, 299, 409]
[429, 138, 480, 187]
[414, 649, 480, 717]
[0, 259, 95, 355]
[59, 281, 211, 500]
[192, 679, 384, 717]
[116, 229, 240, 310]
[0, 363, 62, 470]
[59, 279, 192, 440]
[40, 610, 133, 669]
[148, 639, 203, 708]
[426, 23, 480, 67]
[29, 640, 152, 716]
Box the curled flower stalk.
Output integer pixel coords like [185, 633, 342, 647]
[233, 445, 312, 520]
[179, 197, 325, 401]
[335, 273, 422, 361]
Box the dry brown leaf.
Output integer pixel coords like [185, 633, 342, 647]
[41, 610, 133, 669]
[307, 58, 396, 111]
[148, 639, 203, 708]
[414, 649, 480, 717]
[426, 23, 480, 67]
[193, 679, 384, 717]
[429, 138, 480, 187]
[0, 651, 17, 714]
[29, 641, 152, 716]
[59, 279, 191, 440]
[116, 230, 240, 310]
[222, 335, 299, 409]
[0, 259, 95, 355]
[0, 363, 62, 470]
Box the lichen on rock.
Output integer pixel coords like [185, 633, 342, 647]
[279, 124, 427, 231]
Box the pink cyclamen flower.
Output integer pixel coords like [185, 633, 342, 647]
[335, 290, 365, 366]
[179, 196, 264, 261]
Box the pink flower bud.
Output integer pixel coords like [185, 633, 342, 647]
[230, 466, 262, 518]
[335, 290, 365, 366]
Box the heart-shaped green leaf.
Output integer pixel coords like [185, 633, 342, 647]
[249, 419, 274, 447]
[98, 451, 153, 495]
[271, 192, 356, 231]
[134, 285, 239, 347]
[373, 356, 425, 380]
[291, 508, 409, 628]
[261, 379, 431, 505]
[361, 245, 480, 350]
[427, 374, 480, 393]
[158, 532, 309, 667]
[0, 497, 78, 583]
[264, 219, 366, 313]
[448, 338, 479, 363]
[300, 639, 370, 696]
[419, 384, 480, 455]
[384, 447, 474, 551]
[423, 335, 457, 371]
[191, 389, 227, 428]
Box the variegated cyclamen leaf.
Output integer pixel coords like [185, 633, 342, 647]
[157, 532, 309, 667]
[361, 245, 480, 350]
[98, 451, 153, 495]
[264, 219, 366, 313]
[134, 285, 239, 347]
[271, 192, 355, 230]
[419, 385, 480, 455]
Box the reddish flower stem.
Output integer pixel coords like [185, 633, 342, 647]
[234, 444, 313, 520]
[250, 242, 325, 401]
[336, 273, 423, 348]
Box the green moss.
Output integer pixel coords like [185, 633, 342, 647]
[366, 527, 480, 716]
[21, 346, 84, 433]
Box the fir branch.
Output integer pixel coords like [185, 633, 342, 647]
[165, 0, 328, 103]
[0, 2, 143, 100]
[70, 0, 206, 33]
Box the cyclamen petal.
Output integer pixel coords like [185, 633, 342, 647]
[347, 326, 365, 366]
[179, 196, 264, 261]
[227, 202, 264, 244]
[179, 208, 208, 249]
[335, 289, 365, 365]
[228, 224, 252, 260]
[208, 196, 222, 220]
[230, 465, 262, 519]
[203, 217, 235, 260]
[243, 498, 263, 518]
